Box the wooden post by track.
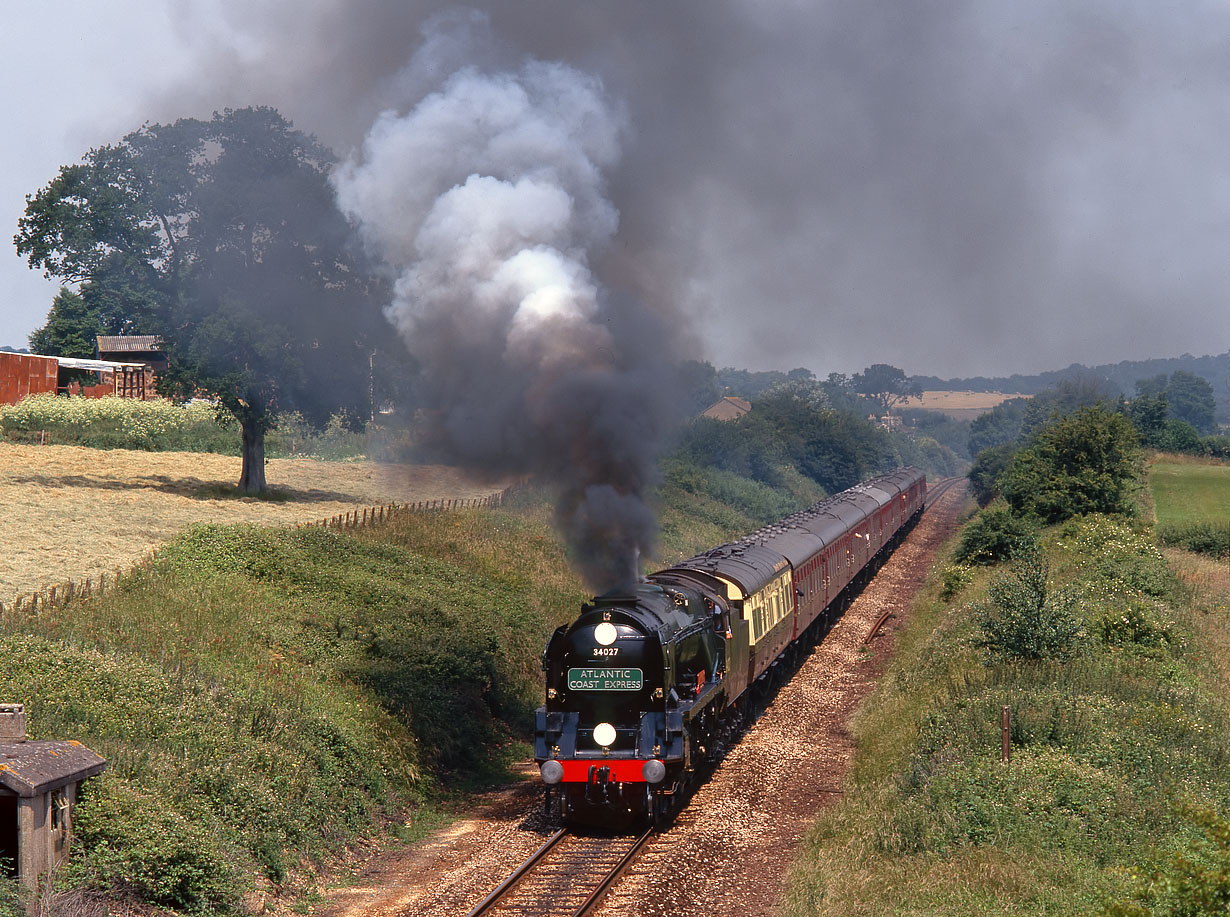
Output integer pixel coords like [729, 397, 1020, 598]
[1001, 706, 1011, 763]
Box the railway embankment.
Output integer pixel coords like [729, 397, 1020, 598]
[0, 456, 825, 915]
[779, 460, 1230, 915]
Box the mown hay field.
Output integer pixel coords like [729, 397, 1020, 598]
[0, 442, 510, 600]
[909, 390, 1028, 419]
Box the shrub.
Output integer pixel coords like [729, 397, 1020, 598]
[1158, 521, 1230, 560]
[662, 459, 804, 525]
[952, 507, 1038, 566]
[0, 877, 22, 917]
[967, 444, 1015, 507]
[1202, 435, 1230, 460]
[1109, 807, 1230, 916]
[938, 563, 974, 602]
[974, 546, 1087, 662]
[70, 779, 241, 913]
[1000, 406, 1140, 522]
[1060, 515, 1172, 598]
[1154, 419, 1204, 455]
[1094, 596, 1178, 650]
[0, 394, 370, 458]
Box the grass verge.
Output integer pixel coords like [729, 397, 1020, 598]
[781, 509, 1230, 916]
[0, 501, 585, 912]
[0, 462, 814, 913]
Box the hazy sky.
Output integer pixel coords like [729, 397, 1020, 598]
[3, 1, 1230, 378]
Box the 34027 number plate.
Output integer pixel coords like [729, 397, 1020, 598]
[567, 667, 644, 691]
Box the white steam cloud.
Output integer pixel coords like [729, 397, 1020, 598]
[334, 46, 676, 592]
[334, 60, 622, 369]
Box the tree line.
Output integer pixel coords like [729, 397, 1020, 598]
[963, 370, 1228, 528]
[672, 370, 960, 497]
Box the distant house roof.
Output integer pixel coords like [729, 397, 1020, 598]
[701, 396, 752, 421]
[96, 335, 162, 353]
[0, 741, 106, 797]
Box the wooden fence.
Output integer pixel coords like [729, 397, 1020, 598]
[0, 482, 520, 615]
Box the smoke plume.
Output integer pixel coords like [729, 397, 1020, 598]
[146, 1, 1230, 379]
[334, 31, 676, 592]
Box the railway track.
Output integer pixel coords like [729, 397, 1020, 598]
[862, 475, 965, 645]
[466, 475, 962, 917]
[465, 827, 654, 917]
[923, 474, 964, 509]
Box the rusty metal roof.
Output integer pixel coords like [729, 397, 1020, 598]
[96, 335, 162, 352]
[0, 741, 106, 797]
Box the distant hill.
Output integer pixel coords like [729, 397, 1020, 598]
[0, 346, 30, 354]
[913, 352, 1230, 421]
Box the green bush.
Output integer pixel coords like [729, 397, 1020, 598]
[1061, 515, 1173, 599]
[70, 779, 241, 912]
[0, 394, 372, 458]
[1158, 521, 1230, 559]
[1109, 807, 1230, 916]
[1202, 435, 1230, 460]
[1000, 406, 1140, 523]
[662, 458, 805, 525]
[967, 444, 1016, 507]
[974, 547, 1087, 662]
[953, 507, 1038, 566]
[938, 563, 974, 602]
[0, 877, 22, 917]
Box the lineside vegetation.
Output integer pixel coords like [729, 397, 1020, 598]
[783, 455, 1230, 914]
[0, 393, 373, 460]
[0, 453, 806, 913]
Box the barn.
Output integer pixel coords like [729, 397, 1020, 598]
[0, 351, 153, 406]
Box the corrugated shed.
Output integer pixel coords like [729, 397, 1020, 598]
[0, 352, 58, 406]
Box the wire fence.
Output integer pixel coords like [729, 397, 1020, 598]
[1, 482, 521, 615]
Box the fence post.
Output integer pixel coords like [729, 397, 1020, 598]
[1001, 706, 1011, 763]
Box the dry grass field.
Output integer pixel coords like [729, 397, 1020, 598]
[0, 443, 510, 601]
[906, 390, 1029, 420]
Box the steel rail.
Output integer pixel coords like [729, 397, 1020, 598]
[862, 476, 962, 646]
[569, 827, 655, 917]
[463, 827, 568, 917]
[924, 475, 963, 509]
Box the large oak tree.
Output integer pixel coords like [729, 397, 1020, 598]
[16, 107, 387, 492]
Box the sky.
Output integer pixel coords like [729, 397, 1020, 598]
[3, 1, 1230, 379]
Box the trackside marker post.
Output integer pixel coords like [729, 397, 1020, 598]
[1001, 705, 1011, 763]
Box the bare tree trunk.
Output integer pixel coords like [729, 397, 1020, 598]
[238, 418, 267, 494]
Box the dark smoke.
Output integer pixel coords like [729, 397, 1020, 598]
[332, 29, 679, 591]
[156, 1, 1230, 378]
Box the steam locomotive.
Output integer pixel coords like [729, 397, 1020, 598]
[534, 467, 927, 825]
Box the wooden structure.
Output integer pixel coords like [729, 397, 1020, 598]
[96, 336, 166, 374]
[701, 396, 752, 421]
[0, 705, 105, 909]
[56, 357, 152, 400]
